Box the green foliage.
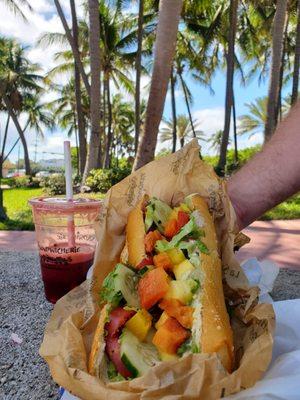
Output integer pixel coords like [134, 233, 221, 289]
[40, 174, 66, 195]
[86, 165, 131, 193]
[0, 187, 43, 231]
[262, 194, 300, 220]
[204, 146, 261, 175]
[12, 176, 30, 187]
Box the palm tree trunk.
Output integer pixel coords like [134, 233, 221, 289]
[4, 95, 31, 176]
[0, 114, 9, 221]
[277, 12, 289, 122]
[292, 0, 300, 105]
[0, 164, 7, 221]
[180, 137, 184, 148]
[54, 0, 90, 95]
[134, 0, 144, 154]
[82, 0, 102, 184]
[1, 114, 10, 158]
[217, 0, 238, 176]
[104, 76, 113, 169]
[170, 67, 177, 153]
[133, 0, 183, 170]
[264, 0, 288, 141]
[70, 0, 87, 176]
[232, 92, 238, 164]
[177, 65, 196, 138]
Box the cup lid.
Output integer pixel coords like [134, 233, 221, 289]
[29, 197, 102, 212]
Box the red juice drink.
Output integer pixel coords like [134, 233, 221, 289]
[29, 198, 102, 303]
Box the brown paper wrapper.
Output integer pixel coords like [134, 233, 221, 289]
[40, 140, 275, 399]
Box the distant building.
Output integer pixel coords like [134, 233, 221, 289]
[38, 159, 64, 170]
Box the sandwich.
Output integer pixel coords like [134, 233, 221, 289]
[88, 194, 234, 382]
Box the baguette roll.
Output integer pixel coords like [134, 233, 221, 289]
[89, 194, 234, 381]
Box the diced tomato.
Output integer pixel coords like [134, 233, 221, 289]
[144, 230, 163, 253]
[105, 335, 132, 378]
[177, 211, 190, 231]
[138, 268, 170, 310]
[152, 317, 190, 354]
[164, 219, 178, 238]
[105, 307, 135, 378]
[153, 252, 173, 271]
[159, 298, 194, 329]
[105, 307, 136, 338]
[136, 256, 154, 270]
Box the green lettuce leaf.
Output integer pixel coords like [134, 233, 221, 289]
[99, 267, 122, 307]
[177, 338, 200, 357]
[107, 361, 125, 382]
[145, 198, 172, 232]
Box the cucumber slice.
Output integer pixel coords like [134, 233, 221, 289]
[120, 328, 159, 378]
[114, 264, 140, 308]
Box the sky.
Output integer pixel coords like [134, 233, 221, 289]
[0, 0, 291, 164]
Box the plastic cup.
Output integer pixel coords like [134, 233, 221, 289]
[29, 197, 102, 304]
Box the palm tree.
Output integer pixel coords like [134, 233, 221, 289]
[134, 0, 144, 153]
[238, 97, 267, 137]
[0, 37, 44, 175]
[134, 0, 183, 170]
[111, 94, 135, 160]
[82, 0, 101, 183]
[264, 0, 288, 140]
[160, 114, 204, 149]
[53, 0, 90, 94]
[70, 0, 87, 175]
[209, 130, 231, 154]
[22, 93, 54, 137]
[217, 0, 238, 176]
[0, 0, 32, 21]
[292, 0, 300, 105]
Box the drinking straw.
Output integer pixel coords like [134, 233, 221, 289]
[64, 141, 75, 247]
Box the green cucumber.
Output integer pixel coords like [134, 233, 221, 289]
[120, 328, 159, 378]
[101, 263, 139, 308]
[114, 264, 140, 308]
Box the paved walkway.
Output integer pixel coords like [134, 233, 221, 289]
[237, 220, 300, 269]
[0, 219, 299, 268]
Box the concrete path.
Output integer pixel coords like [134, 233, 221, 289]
[0, 219, 299, 268]
[237, 220, 300, 269]
[0, 231, 37, 251]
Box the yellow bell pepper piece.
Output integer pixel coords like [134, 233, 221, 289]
[179, 203, 190, 213]
[125, 309, 152, 342]
[155, 311, 169, 330]
[173, 259, 194, 280]
[159, 351, 179, 361]
[167, 248, 186, 265]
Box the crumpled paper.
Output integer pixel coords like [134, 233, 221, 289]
[40, 140, 275, 399]
[62, 260, 300, 400]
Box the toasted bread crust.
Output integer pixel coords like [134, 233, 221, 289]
[126, 196, 148, 267]
[88, 305, 109, 377]
[189, 195, 234, 372]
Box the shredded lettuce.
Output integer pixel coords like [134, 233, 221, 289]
[145, 198, 172, 232]
[100, 268, 123, 307]
[155, 215, 207, 253]
[177, 338, 200, 357]
[107, 361, 125, 382]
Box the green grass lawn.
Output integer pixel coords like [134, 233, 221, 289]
[261, 193, 300, 220]
[0, 188, 104, 231]
[0, 188, 299, 231]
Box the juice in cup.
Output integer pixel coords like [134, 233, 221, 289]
[29, 197, 102, 303]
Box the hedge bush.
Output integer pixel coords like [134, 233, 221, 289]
[86, 165, 131, 193]
[204, 145, 261, 175]
[40, 174, 66, 195]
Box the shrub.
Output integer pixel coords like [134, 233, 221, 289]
[86, 165, 131, 193]
[40, 174, 66, 195]
[13, 176, 31, 188]
[203, 146, 262, 175]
